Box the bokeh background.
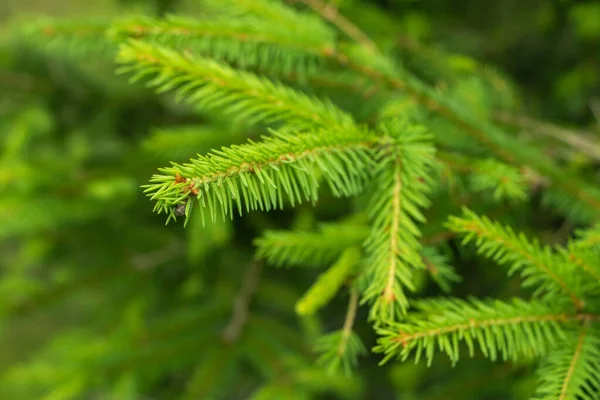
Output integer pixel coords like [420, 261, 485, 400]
[0, 0, 599, 399]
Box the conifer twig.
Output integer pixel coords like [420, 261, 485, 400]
[449, 209, 587, 309]
[558, 324, 588, 400]
[222, 261, 263, 343]
[298, 0, 380, 55]
[392, 313, 599, 345]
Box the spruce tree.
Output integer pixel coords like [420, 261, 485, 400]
[1, 0, 599, 399]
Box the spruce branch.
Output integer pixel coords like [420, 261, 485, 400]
[116, 40, 354, 131]
[142, 129, 375, 224]
[556, 225, 600, 289]
[254, 222, 369, 267]
[20, 7, 600, 223]
[447, 208, 588, 309]
[534, 324, 600, 400]
[375, 298, 598, 366]
[109, 15, 331, 77]
[15, 18, 116, 61]
[362, 122, 435, 320]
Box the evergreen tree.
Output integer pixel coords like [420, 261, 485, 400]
[1, 0, 600, 399]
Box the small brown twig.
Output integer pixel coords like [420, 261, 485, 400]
[130, 241, 183, 270]
[222, 261, 263, 343]
[299, 0, 380, 55]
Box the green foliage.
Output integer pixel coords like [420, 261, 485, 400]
[420, 246, 461, 293]
[533, 325, 600, 400]
[254, 220, 369, 267]
[361, 122, 435, 320]
[376, 297, 568, 365]
[143, 127, 373, 225]
[109, 13, 331, 77]
[2, 0, 600, 399]
[377, 209, 600, 398]
[447, 208, 591, 306]
[436, 152, 529, 202]
[315, 328, 366, 375]
[116, 40, 353, 131]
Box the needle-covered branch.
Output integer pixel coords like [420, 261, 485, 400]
[534, 324, 600, 400]
[447, 208, 590, 308]
[375, 298, 594, 366]
[117, 40, 354, 131]
[142, 128, 376, 225]
[254, 221, 369, 267]
[361, 121, 436, 321]
[110, 15, 332, 77]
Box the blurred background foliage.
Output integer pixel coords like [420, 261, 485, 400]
[0, 0, 598, 399]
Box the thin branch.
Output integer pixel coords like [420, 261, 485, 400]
[493, 111, 600, 162]
[222, 261, 263, 343]
[0, 69, 47, 92]
[421, 230, 457, 246]
[422, 255, 439, 277]
[130, 241, 183, 270]
[299, 0, 380, 55]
